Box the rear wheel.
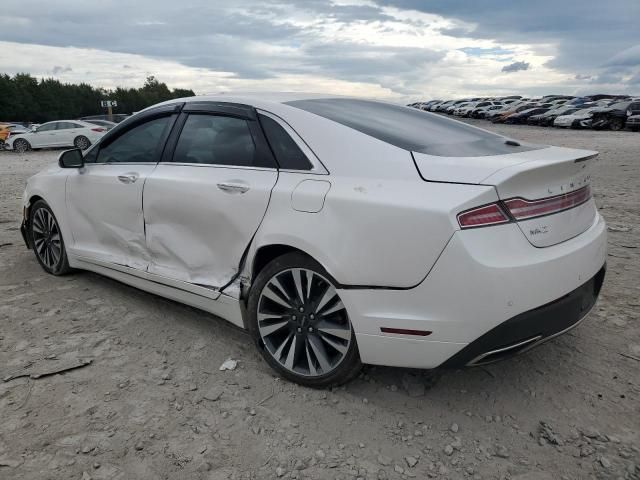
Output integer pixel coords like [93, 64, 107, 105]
[74, 135, 91, 150]
[247, 252, 361, 387]
[29, 200, 71, 275]
[13, 138, 30, 153]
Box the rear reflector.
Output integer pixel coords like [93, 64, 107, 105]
[503, 185, 591, 220]
[457, 203, 509, 229]
[380, 327, 432, 336]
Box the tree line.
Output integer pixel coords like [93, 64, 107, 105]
[0, 74, 195, 123]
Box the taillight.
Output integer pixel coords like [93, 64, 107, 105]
[91, 128, 105, 132]
[457, 203, 510, 228]
[457, 185, 592, 229]
[503, 185, 591, 220]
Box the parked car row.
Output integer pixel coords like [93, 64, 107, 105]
[0, 119, 115, 152]
[409, 95, 640, 131]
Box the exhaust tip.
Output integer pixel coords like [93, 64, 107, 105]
[467, 335, 542, 366]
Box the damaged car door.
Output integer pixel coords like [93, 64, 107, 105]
[142, 102, 278, 288]
[65, 111, 176, 269]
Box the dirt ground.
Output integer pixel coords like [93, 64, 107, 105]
[0, 122, 638, 480]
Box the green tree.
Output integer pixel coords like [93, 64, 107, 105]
[0, 73, 195, 123]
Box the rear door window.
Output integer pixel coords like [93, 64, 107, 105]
[172, 114, 272, 168]
[57, 122, 82, 130]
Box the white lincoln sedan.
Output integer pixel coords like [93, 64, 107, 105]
[8, 120, 107, 152]
[20, 94, 607, 386]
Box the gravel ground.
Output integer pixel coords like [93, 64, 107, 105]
[0, 123, 638, 480]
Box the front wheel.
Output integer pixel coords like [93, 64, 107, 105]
[609, 118, 624, 131]
[13, 138, 30, 153]
[29, 200, 72, 275]
[247, 252, 361, 387]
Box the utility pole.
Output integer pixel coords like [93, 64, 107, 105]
[101, 100, 118, 121]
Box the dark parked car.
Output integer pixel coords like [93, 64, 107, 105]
[627, 114, 640, 131]
[504, 107, 550, 124]
[591, 101, 640, 130]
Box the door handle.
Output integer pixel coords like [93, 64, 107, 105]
[117, 173, 139, 184]
[217, 182, 249, 194]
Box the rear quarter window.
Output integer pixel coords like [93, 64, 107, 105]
[258, 114, 312, 170]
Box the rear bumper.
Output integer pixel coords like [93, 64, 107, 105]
[339, 213, 607, 369]
[441, 266, 605, 367]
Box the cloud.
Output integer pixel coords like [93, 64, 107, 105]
[604, 44, 640, 67]
[52, 65, 73, 74]
[0, 0, 638, 99]
[501, 61, 530, 73]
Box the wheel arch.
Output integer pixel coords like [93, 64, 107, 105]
[251, 243, 333, 283]
[25, 194, 45, 221]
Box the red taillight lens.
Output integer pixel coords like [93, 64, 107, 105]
[91, 128, 105, 132]
[503, 185, 591, 220]
[457, 203, 510, 229]
[457, 185, 592, 229]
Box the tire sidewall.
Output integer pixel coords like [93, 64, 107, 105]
[29, 200, 70, 275]
[247, 252, 361, 388]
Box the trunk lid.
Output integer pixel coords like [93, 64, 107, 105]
[413, 146, 598, 247]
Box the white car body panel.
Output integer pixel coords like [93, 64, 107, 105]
[21, 93, 608, 371]
[342, 212, 606, 368]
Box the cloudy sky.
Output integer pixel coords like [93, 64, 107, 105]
[1, 0, 638, 100]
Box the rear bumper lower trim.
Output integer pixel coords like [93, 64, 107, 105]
[442, 265, 606, 368]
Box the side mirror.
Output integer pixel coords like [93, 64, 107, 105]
[59, 148, 84, 168]
[31, 126, 38, 132]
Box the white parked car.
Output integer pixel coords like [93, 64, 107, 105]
[7, 120, 107, 152]
[553, 108, 596, 128]
[20, 94, 607, 386]
[453, 102, 477, 116]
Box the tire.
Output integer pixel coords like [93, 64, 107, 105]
[247, 252, 362, 387]
[29, 200, 72, 276]
[13, 138, 30, 153]
[609, 118, 624, 131]
[74, 135, 91, 150]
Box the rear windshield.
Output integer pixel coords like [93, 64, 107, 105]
[286, 98, 541, 157]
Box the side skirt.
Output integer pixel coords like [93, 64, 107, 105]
[69, 255, 244, 328]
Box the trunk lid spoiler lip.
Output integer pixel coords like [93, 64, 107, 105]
[412, 146, 598, 186]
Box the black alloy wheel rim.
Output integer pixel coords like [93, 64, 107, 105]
[32, 208, 62, 269]
[76, 137, 89, 149]
[257, 268, 352, 377]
